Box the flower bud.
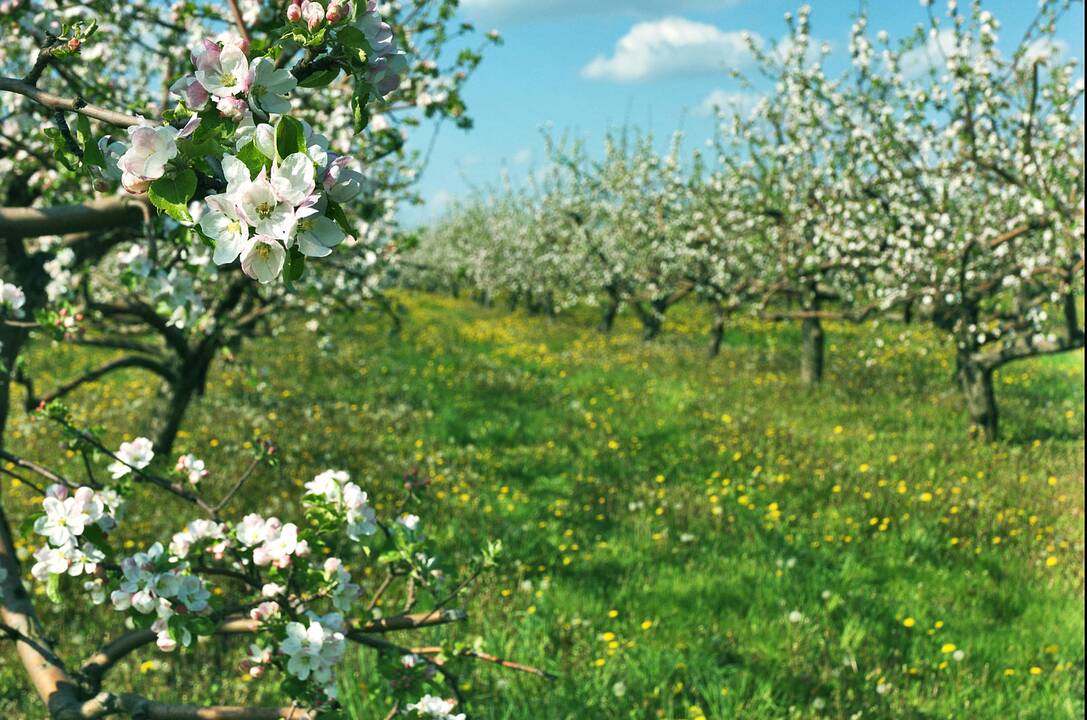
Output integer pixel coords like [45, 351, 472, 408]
[302, 1, 324, 30]
[121, 172, 151, 195]
[67, 37, 81, 51]
[93, 178, 110, 192]
[325, 2, 346, 23]
[286, 3, 301, 22]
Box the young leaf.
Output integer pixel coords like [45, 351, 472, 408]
[275, 116, 307, 161]
[335, 26, 368, 50]
[75, 115, 105, 168]
[237, 141, 271, 176]
[297, 67, 340, 88]
[46, 573, 61, 603]
[148, 169, 197, 224]
[325, 200, 354, 236]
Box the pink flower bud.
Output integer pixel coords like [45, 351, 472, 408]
[301, 1, 324, 30]
[286, 3, 301, 22]
[325, 2, 345, 23]
[66, 37, 81, 52]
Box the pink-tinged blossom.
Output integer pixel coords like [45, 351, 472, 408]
[175, 454, 208, 485]
[195, 42, 250, 98]
[301, 1, 324, 30]
[118, 125, 179, 193]
[170, 75, 210, 110]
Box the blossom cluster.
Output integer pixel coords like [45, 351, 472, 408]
[31, 484, 121, 581]
[105, 33, 375, 284]
[172, 38, 295, 120]
[277, 612, 348, 698]
[304, 468, 378, 540]
[236, 513, 311, 568]
[109, 542, 212, 651]
[27, 454, 454, 705]
[107, 436, 155, 479]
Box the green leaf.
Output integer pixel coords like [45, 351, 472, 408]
[336, 26, 368, 50]
[352, 94, 370, 134]
[297, 67, 340, 88]
[325, 200, 353, 236]
[284, 247, 306, 284]
[275, 116, 307, 161]
[46, 573, 61, 603]
[75, 115, 105, 168]
[43, 128, 80, 171]
[305, 27, 327, 48]
[148, 169, 197, 224]
[236, 141, 270, 177]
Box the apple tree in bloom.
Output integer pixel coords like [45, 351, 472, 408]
[807, 0, 1084, 438]
[0, 1, 551, 718]
[0, 0, 500, 454]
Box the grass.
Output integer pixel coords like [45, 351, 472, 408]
[1, 292, 1083, 719]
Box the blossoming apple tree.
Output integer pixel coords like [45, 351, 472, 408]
[1, 0, 498, 454]
[0, 0, 550, 718]
[406, 0, 1083, 437]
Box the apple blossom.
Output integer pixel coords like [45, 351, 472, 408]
[117, 124, 179, 192]
[248, 57, 297, 115]
[240, 235, 287, 283]
[194, 42, 250, 98]
[0, 280, 25, 314]
[175, 454, 208, 485]
[405, 695, 466, 720]
[200, 195, 252, 266]
[108, 437, 155, 479]
[236, 171, 296, 240]
[293, 213, 345, 258]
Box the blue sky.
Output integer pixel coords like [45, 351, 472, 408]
[401, 0, 1085, 226]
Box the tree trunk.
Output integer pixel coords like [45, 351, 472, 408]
[957, 357, 998, 441]
[801, 316, 824, 386]
[599, 288, 621, 333]
[902, 300, 913, 325]
[638, 305, 663, 340]
[708, 306, 726, 358]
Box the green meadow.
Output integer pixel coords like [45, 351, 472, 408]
[2, 292, 1082, 719]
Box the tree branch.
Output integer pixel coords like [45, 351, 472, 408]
[0, 77, 143, 128]
[0, 197, 149, 239]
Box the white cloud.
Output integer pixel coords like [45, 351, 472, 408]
[1021, 37, 1070, 66]
[898, 28, 958, 78]
[461, 0, 740, 23]
[511, 147, 533, 165]
[697, 89, 761, 117]
[427, 189, 453, 217]
[582, 17, 760, 83]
